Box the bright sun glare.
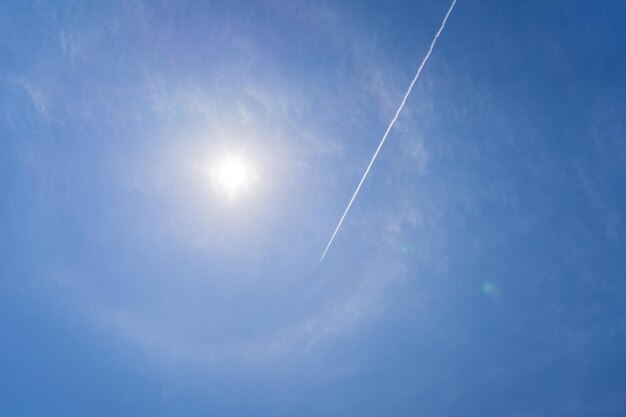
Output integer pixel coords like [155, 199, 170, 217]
[211, 155, 257, 199]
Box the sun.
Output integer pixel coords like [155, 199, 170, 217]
[211, 154, 257, 199]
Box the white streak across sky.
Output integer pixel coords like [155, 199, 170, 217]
[320, 0, 458, 261]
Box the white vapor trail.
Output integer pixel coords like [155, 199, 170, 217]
[320, 0, 458, 261]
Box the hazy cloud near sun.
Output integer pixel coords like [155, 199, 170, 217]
[4, 1, 626, 415]
[0, 0, 446, 369]
[1, 0, 465, 372]
[7, 0, 624, 389]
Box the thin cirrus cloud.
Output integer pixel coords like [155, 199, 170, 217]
[4, 1, 443, 366]
[320, 0, 458, 261]
[4, 1, 626, 416]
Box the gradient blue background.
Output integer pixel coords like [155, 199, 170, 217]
[2, 1, 626, 416]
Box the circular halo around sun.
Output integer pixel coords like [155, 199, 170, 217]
[210, 154, 258, 200]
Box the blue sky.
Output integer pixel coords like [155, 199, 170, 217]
[1, 0, 626, 415]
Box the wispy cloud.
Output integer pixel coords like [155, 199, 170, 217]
[321, 0, 459, 261]
[11, 77, 53, 120]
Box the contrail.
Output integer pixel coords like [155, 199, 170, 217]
[320, 0, 458, 261]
